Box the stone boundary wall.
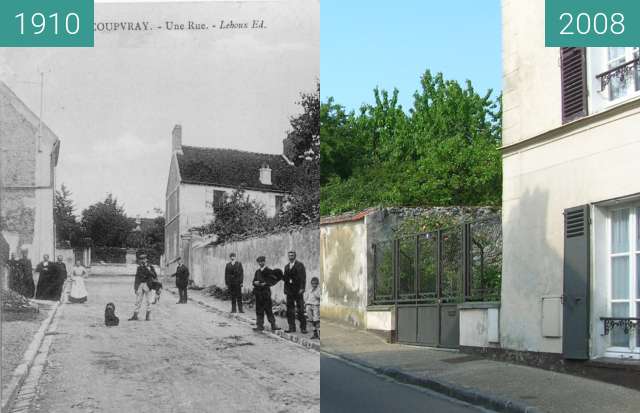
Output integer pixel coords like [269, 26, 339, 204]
[320, 206, 501, 328]
[189, 226, 319, 303]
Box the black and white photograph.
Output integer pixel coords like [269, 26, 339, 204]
[0, 1, 319, 412]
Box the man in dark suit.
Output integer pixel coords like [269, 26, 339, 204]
[252, 256, 281, 332]
[225, 253, 244, 313]
[171, 257, 190, 304]
[283, 251, 307, 334]
[128, 254, 155, 321]
[19, 249, 35, 298]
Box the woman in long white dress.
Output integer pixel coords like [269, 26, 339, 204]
[68, 261, 89, 303]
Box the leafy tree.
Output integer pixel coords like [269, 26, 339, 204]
[81, 194, 134, 247]
[281, 83, 320, 225]
[54, 184, 83, 247]
[201, 190, 273, 243]
[126, 216, 165, 263]
[320, 70, 502, 215]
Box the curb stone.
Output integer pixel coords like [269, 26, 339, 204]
[1, 301, 60, 413]
[167, 289, 320, 352]
[325, 352, 543, 413]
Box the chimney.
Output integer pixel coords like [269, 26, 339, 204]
[172, 124, 183, 155]
[259, 163, 272, 185]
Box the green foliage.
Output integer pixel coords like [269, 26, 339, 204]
[201, 190, 274, 243]
[320, 70, 502, 216]
[282, 83, 320, 225]
[81, 194, 134, 247]
[125, 216, 165, 264]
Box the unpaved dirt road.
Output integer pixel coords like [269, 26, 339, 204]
[31, 275, 319, 413]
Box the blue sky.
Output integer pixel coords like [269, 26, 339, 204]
[321, 0, 502, 111]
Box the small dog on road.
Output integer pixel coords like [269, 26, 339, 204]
[105, 302, 119, 326]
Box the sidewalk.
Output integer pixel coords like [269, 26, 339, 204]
[162, 283, 319, 351]
[322, 321, 640, 413]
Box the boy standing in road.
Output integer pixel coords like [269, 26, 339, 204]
[305, 277, 321, 339]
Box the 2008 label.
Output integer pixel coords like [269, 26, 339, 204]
[559, 12, 625, 36]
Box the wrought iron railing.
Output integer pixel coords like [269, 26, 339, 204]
[600, 317, 640, 335]
[595, 57, 640, 92]
[370, 217, 502, 306]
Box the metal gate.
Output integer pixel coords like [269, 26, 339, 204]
[371, 217, 502, 348]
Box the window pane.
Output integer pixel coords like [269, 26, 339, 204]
[608, 48, 631, 100]
[612, 256, 630, 300]
[611, 303, 629, 347]
[611, 209, 629, 253]
[608, 47, 626, 61]
[637, 303, 640, 348]
[637, 254, 640, 299]
[637, 207, 640, 250]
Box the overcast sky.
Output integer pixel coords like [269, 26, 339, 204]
[0, 0, 319, 217]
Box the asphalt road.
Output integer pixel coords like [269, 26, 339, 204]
[320, 355, 491, 413]
[30, 275, 319, 413]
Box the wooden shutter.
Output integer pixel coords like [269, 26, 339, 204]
[560, 48, 588, 124]
[562, 205, 590, 359]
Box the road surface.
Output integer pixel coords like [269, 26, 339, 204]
[29, 275, 319, 413]
[320, 355, 491, 413]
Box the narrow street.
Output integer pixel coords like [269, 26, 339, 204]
[320, 356, 491, 413]
[26, 275, 319, 413]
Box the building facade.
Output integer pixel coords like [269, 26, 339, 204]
[0, 82, 60, 264]
[501, 1, 640, 360]
[164, 124, 296, 270]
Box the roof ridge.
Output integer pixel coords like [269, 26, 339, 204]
[181, 145, 284, 158]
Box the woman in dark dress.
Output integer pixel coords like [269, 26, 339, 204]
[19, 249, 35, 298]
[35, 255, 60, 300]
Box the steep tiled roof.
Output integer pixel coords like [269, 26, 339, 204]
[177, 145, 296, 192]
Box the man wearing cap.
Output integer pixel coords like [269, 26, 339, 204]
[252, 256, 281, 332]
[171, 257, 190, 304]
[283, 251, 307, 334]
[225, 253, 244, 313]
[128, 254, 155, 321]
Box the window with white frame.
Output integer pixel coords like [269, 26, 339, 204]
[608, 205, 640, 354]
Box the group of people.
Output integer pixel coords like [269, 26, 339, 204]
[127, 251, 321, 339]
[7, 251, 88, 303]
[228, 251, 320, 340]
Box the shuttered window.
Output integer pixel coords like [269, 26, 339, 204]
[560, 47, 588, 124]
[563, 205, 591, 359]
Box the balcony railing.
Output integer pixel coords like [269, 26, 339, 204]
[600, 317, 640, 335]
[595, 57, 640, 92]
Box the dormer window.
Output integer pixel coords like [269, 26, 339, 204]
[259, 164, 272, 185]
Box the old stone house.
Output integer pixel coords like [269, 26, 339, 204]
[164, 124, 297, 272]
[0, 81, 60, 264]
[500, 1, 640, 362]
